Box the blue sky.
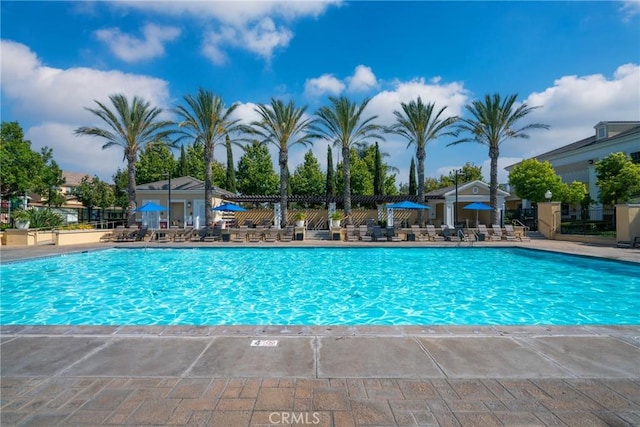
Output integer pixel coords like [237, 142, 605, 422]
[1, 1, 639, 186]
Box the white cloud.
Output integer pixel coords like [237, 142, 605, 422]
[347, 65, 378, 92]
[304, 74, 346, 97]
[112, 1, 341, 65]
[0, 40, 172, 181]
[620, 1, 640, 21]
[367, 77, 469, 126]
[95, 23, 181, 63]
[508, 63, 640, 159]
[202, 18, 292, 64]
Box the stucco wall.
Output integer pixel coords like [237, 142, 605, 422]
[616, 204, 640, 242]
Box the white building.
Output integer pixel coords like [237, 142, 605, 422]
[506, 121, 640, 209]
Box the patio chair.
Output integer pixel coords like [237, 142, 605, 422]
[372, 226, 385, 242]
[478, 224, 500, 241]
[173, 227, 191, 243]
[503, 224, 518, 242]
[491, 224, 505, 241]
[233, 225, 249, 242]
[263, 229, 278, 243]
[279, 226, 294, 242]
[248, 226, 264, 243]
[190, 228, 206, 242]
[441, 225, 461, 242]
[411, 224, 429, 242]
[358, 225, 372, 242]
[617, 236, 640, 249]
[203, 226, 221, 242]
[345, 225, 359, 242]
[425, 224, 445, 242]
[386, 227, 402, 242]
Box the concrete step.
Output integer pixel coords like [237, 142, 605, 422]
[526, 231, 545, 240]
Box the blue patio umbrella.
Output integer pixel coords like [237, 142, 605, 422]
[134, 201, 167, 212]
[386, 200, 431, 209]
[210, 202, 246, 212]
[463, 202, 493, 226]
[386, 200, 430, 227]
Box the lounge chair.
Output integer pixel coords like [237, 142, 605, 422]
[233, 225, 249, 242]
[502, 224, 518, 242]
[441, 225, 461, 242]
[173, 227, 191, 243]
[411, 225, 429, 242]
[248, 226, 264, 243]
[491, 224, 505, 241]
[425, 225, 445, 242]
[190, 228, 205, 242]
[358, 225, 372, 242]
[263, 229, 278, 243]
[279, 226, 294, 242]
[345, 225, 359, 242]
[617, 236, 640, 249]
[203, 226, 221, 242]
[478, 224, 500, 241]
[372, 226, 385, 242]
[386, 227, 402, 242]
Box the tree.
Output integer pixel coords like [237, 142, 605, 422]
[40, 147, 66, 207]
[291, 150, 325, 196]
[75, 175, 100, 221]
[508, 158, 586, 204]
[314, 97, 383, 224]
[595, 152, 640, 205]
[225, 135, 237, 193]
[388, 97, 457, 224]
[75, 94, 174, 226]
[177, 145, 189, 177]
[136, 142, 176, 184]
[326, 145, 336, 199]
[508, 159, 565, 202]
[439, 162, 484, 187]
[112, 168, 129, 212]
[236, 141, 279, 195]
[408, 158, 417, 196]
[373, 141, 384, 195]
[248, 99, 317, 225]
[449, 93, 549, 224]
[174, 89, 241, 227]
[1, 121, 47, 199]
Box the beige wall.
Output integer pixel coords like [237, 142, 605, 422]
[3, 230, 54, 246]
[55, 230, 113, 246]
[538, 202, 561, 239]
[616, 204, 640, 242]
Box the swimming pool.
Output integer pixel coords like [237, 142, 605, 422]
[1, 247, 638, 326]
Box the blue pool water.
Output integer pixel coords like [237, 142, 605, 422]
[1, 247, 638, 326]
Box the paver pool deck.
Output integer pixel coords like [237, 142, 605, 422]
[1, 240, 639, 426]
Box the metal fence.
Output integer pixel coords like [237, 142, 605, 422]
[560, 207, 616, 236]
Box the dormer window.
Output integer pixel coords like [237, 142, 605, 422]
[596, 125, 606, 140]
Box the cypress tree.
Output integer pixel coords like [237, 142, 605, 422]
[326, 145, 336, 197]
[178, 145, 188, 177]
[409, 157, 417, 196]
[225, 135, 236, 192]
[373, 141, 384, 195]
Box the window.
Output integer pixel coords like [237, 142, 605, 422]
[631, 151, 640, 164]
[596, 126, 606, 139]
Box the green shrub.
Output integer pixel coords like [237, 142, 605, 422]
[27, 209, 64, 229]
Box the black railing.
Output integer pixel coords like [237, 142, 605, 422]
[560, 208, 616, 236]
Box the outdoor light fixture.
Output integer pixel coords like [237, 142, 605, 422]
[187, 202, 191, 208]
[545, 190, 552, 201]
[165, 172, 171, 226]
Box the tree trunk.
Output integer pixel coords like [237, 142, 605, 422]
[489, 145, 499, 225]
[416, 147, 426, 225]
[127, 153, 137, 227]
[279, 148, 288, 226]
[343, 145, 352, 225]
[204, 141, 214, 227]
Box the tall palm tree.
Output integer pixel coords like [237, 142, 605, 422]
[249, 98, 317, 226]
[74, 94, 174, 226]
[174, 89, 240, 227]
[388, 97, 457, 225]
[449, 93, 549, 224]
[313, 96, 383, 225]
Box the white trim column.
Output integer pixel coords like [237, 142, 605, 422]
[444, 200, 454, 227]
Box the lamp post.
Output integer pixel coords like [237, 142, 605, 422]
[545, 190, 552, 202]
[454, 168, 463, 226]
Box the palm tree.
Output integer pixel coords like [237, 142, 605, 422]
[314, 96, 383, 224]
[74, 94, 174, 226]
[449, 93, 549, 224]
[388, 97, 457, 225]
[248, 98, 317, 227]
[174, 89, 241, 227]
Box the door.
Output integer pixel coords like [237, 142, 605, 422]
[193, 199, 206, 229]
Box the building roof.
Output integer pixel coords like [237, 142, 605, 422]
[62, 171, 91, 187]
[505, 122, 640, 170]
[135, 176, 236, 197]
[424, 180, 509, 198]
